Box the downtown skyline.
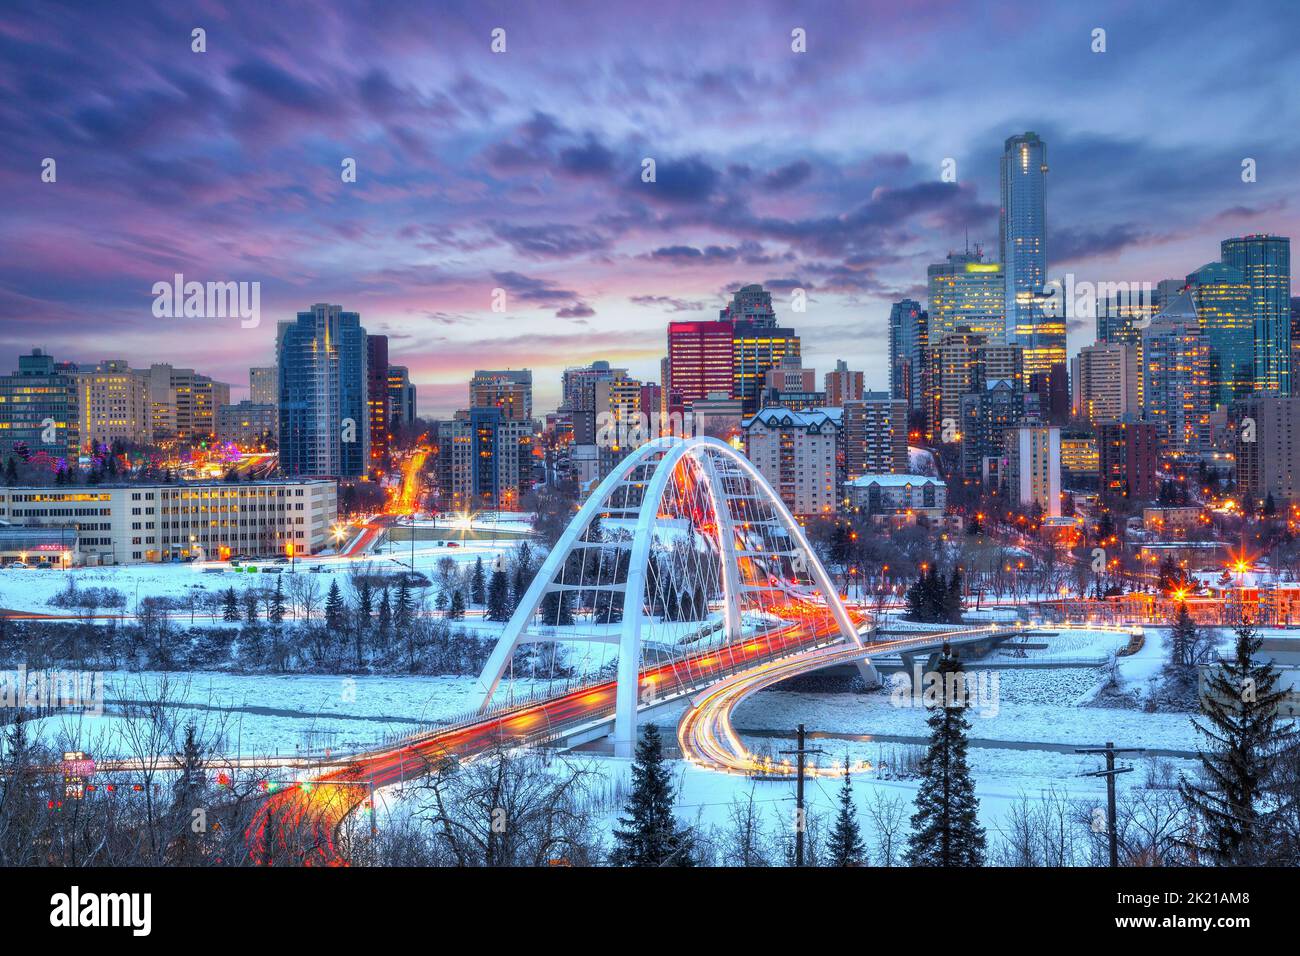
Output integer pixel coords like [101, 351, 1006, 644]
[3, 0, 1299, 416]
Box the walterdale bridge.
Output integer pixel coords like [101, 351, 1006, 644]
[230, 436, 1029, 863]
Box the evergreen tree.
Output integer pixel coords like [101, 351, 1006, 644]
[905, 566, 948, 623]
[355, 577, 374, 627]
[222, 586, 240, 622]
[3, 457, 16, 486]
[470, 556, 487, 605]
[826, 757, 866, 867]
[511, 541, 534, 605]
[377, 587, 392, 643]
[1169, 601, 1198, 671]
[541, 588, 574, 626]
[486, 566, 511, 622]
[448, 589, 466, 621]
[394, 579, 414, 630]
[269, 577, 285, 624]
[906, 650, 986, 867]
[325, 580, 345, 630]
[243, 588, 259, 623]
[943, 569, 964, 624]
[1180, 620, 1297, 864]
[610, 724, 694, 866]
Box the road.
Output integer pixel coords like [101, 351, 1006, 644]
[245, 600, 859, 864]
[676, 624, 1025, 777]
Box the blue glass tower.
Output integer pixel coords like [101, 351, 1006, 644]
[1221, 235, 1292, 396]
[277, 303, 370, 478]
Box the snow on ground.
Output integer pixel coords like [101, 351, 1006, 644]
[987, 627, 1132, 664]
[15, 624, 1231, 854]
[418, 512, 535, 533]
[734, 665, 1201, 753]
[0, 534, 528, 615]
[22, 671, 552, 759]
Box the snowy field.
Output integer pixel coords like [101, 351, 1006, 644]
[22, 671, 552, 759]
[0, 533, 528, 616]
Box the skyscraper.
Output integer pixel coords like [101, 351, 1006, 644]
[926, 251, 1005, 342]
[1000, 132, 1048, 335]
[731, 319, 801, 415]
[277, 303, 370, 478]
[471, 369, 533, 422]
[888, 299, 928, 411]
[927, 329, 987, 440]
[824, 359, 865, 406]
[1142, 291, 1211, 457]
[720, 284, 777, 326]
[0, 349, 79, 460]
[145, 364, 229, 442]
[387, 366, 417, 426]
[366, 335, 390, 473]
[74, 360, 150, 449]
[1071, 342, 1136, 426]
[1221, 234, 1292, 396]
[1186, 261, 1252, 407]
[559, 360, 624, 444]
[666, 321, 734, 408]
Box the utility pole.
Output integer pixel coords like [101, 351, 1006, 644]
[779, 724, 825, 867]
[1076, 741, 1144, 866]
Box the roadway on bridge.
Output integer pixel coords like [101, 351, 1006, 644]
[246, 601, 855, 864]
[676, 624, 1024, 777]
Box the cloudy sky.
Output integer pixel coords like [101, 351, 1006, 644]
[2, 0, 1298, 415]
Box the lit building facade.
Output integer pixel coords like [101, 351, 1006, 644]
[927, 251, 1005, 342]
[1221, 234, 1291, 396]
[888, 299, 928, 411]
[277, 303, 370, 478]
[0, 349, 79, 461]
[742, 407, 840, 516]
[0, 479, 336, 564]
[1004, 424, 1061, 516]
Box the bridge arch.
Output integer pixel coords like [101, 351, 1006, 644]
[477, 435, 876, 756]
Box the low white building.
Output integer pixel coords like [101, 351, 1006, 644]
[843, 473, 947, 520]
[0, 479, 337, 564]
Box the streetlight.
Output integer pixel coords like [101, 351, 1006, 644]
[286, 541, 295, 573]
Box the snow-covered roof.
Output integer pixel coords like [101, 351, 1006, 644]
[844, 473, 946, 489]
[743, 407, 840, 431]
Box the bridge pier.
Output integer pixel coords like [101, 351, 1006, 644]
[854, 658, 882, 689]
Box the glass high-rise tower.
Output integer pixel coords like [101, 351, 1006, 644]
[277, 303, 370, 478]
[888, 298, 928, 412]
[1186, 261, 1252, 407]
[1220, 234, 1291, 396]
[999, 132, 1063, 377]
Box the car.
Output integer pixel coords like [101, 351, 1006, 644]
[6, 561, 27, 570]
[273, 556, 290, 564]
[202, 567, 224, 574]
[446, 541, 460, 548]
[262, 566, 283, 574]
[309, 565, 327, 573]
[35, 561, 54, 569]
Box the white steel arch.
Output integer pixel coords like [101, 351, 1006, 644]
[476, 435, 876, 756]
